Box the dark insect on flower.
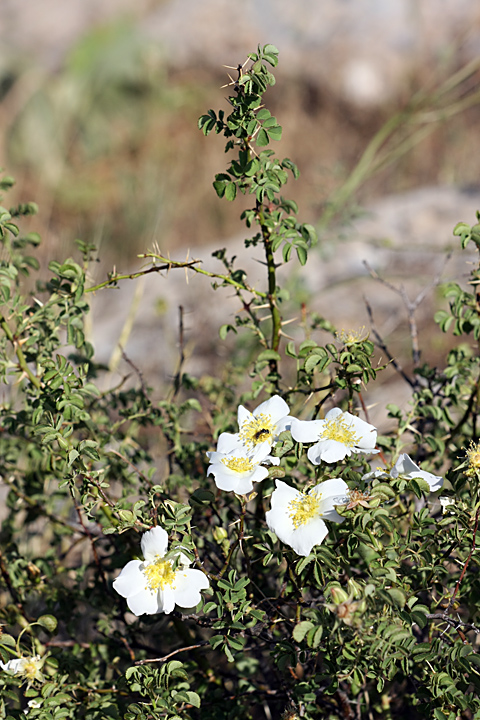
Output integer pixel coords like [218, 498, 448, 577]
[253, 428, 270, 442]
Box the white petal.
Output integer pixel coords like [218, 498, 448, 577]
[211, 464, 268, 494]
[315, 478, 349, 507]
[158, 587, 176, 614]
[172, 568, 210, 610]
[393, 453, 417, 475]
[291, 418, 324, 443]
[141, 526, 168, 561]
[325, 408, 343, 420]
[112, 560, 144, 598]
[308, 440, 348, 464]
[253, 395, 289, 423]
[215, 432, 244, 454]
[290, 518, 329, 556]
[237, 405, 252, 429]
[276, 415, 293, 432]
[342, 412, 377, 448]
[270, 479, 301, 509]
[127, 587, 161, 616]
[250, 440, 276, 463]
[264, 454, 280, 466]
[362, 469, 388, 481]
[417, 471, 443, 492]
[266, 505, 295, 542]
[392, 454, 443, 491]
[313, 479, 348, 521]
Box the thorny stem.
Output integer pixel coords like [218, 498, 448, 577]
[257, 201, 282, 382]
[218, 498, 248, 578]
[1, 314, 41, 389]
[445, 505, 480, 614]
[86, 254, 266, 299]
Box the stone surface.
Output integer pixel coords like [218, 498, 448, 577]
[89, 185, 480, 399]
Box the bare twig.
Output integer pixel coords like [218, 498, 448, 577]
[120, 347, 149, 400]
[135, 641, 210, 665]
[364, 253, 451, 378]
[171, 305, 186, 400]
[73, 501, 109, 592]
[425, 613, 480, 635]
[445, 505, 480, 614]
[364, 296, 415, 388]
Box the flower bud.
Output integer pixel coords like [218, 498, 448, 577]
[329, 585, 349, 605]
[213, 526, 228, 543]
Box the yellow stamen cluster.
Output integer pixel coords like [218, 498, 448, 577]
[466, 441, 480, 477]
[288, 493, 321, 529]
[23, 659, 41, 681]
[320, 415, 359, 446]
[239, 412, 274, 447]
[221, 456, 254, 473]
[336, 326, 369, 346]
[143, 557, 176, 591]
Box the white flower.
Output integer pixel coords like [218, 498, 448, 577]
[206, 432, 279, 495]
[24, 699, 42, 715]
[266, 478, 349, 556]
[439, 496, 455, 514]
[0, 655, 44, 683]
[237, 395, 291, 450]
[113, 526, 210, 616]
[291, 408, 378, 464]
[391, 453, 443, 492]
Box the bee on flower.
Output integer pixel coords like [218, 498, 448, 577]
[236, 395, 292, 450]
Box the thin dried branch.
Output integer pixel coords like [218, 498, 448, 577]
[364, 253, 451, 376]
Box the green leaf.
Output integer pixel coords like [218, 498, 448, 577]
[256, 109, 272, 121]
[386, 588, 406, 609]
[266, 125, 282, 141]
[225, 182, 237, 201]
[256, 349, 281, 362]
[296, 245, 308, 266]
[37, 615, 58, 632]
[292, 621, 314, 643]
[213, 181, 226, 198]
[185, 692, 201, 708]
[256, 128, 269, 147]
[219, 323, 236, 339]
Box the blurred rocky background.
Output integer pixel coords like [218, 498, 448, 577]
[1, 0, 480, 417]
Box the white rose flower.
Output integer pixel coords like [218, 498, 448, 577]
[391, 453, 443, 492]
[439, 496, 455, 514]
[207, 432, 279, 495]
[0, 655, 44, 683]
[237, 395, 291, 450]
[113, 526, 210, 616]
[291, 408, 378, 464]
[265, 478, 349, 556]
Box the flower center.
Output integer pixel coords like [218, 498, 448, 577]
[466, 442, 480, 473]
[221, 456, 254, 473]
[239, 412, 274, 446]
[336, 326, 368, 346]
[288, 493, 321, 529]
[320, 415, 359, 446]
[22, 658, 41, 681]
[143, 557, 176, 591]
